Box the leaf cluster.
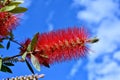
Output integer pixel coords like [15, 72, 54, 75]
[0, 0, 27, 13]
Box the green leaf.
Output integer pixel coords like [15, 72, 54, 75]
[27, 33, 39, 52]
[3, 62, 14, 66]
[8, 1, 22, 6]
[10, 7, 27, 13]
[6, 41, 10, 50]
[22, 52, 27, 60]
[25, 59, 34, 74]
[1, 65, 12, 73]
[0, 44, 4, 48]
[0, 58, 2, 70]
[31, 54, 40, 71]
[42, 61, 50, 68]
[89, 37, 99, 43]
[31, 33, 39, 51]
[0, 5, 16, 12]
[12, 0, 24, 3]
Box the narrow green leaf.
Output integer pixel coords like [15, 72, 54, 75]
[0, 5, 16, 12]
[27, 33, 39, 52]
[3, 62, 14, 66]
[22, 52, 27, 60]
[30, 33, 39, 51]
[1, 65, 12, 73]
[12, 0, 24, 3]
[8, 1, 22, 6]
[0, 44, 4, 48]
[27, 44, 31, 52]
[25, 59, 34, 74]
[31, 54, 40, 71]
[6, 41, 10, 50]
[0, 58, 2, 70]
[42, 61, 50, 68]
[10, 7, 27, 13]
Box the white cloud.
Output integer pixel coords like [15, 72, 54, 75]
[67, 59, 82, 79]
[72, 0, 91, 7]
[46, 11, 54, 22]
[113, 51, 120, 61]
[87, 56, 120, 80]
[46, 11, 54, 31]
[69, 0, 120, 80]
[48, 23, 54, 31]
[89, 19, 120, 59]
[76, 0, 119, 24]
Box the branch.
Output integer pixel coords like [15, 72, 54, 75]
[1, 37, 23, 47]
[2, 54, 24, 63]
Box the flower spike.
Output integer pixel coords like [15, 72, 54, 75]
[20, 27, 98, 66]
[0, 12, 19, 37]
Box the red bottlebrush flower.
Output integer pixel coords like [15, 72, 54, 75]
[0, 12, 19, 37]
[20, 27, 92, 66]
[35, 27, 89, 64]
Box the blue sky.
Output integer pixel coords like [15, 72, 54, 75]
[1, 0, 120, 80]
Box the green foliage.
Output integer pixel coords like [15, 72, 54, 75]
[8, 1, 22, 6]
[0, 44, 4, 48]
[42, 61, 50, 68]
[25, 59, 34, 74]
[27, 33, 39, 52]
[6, 41, 10, 50]
[0, 57, 13, 73]
[21, 33, 41, 72]
[22, 52, 27, 60]
[11, 0, 24, 3]
[3, 62, 14, 66]
[22, 33, 39, 60]
[1, 64, 12, 73]
[0, 5, 16, 12]
[31, 54, 40, 71]
[0, 0, 27, 13]
[10, 7, 27, 13]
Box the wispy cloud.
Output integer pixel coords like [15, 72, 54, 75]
[76, 0, 118, 24]
[69, 0, 120, 80]
[46, 11, 54, 31]
[113, 51, 120, 61]
[67, 60, 82, 79]
[48, 23, 54, 31]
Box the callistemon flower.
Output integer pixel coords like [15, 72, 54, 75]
[35, 27, 90, 64]
[20, 27, 97, 65]
[0, 12, 19, 37]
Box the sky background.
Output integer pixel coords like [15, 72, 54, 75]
[0, 0, 120, 80]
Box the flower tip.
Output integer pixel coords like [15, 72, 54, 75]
[38, 74, 45, 78]
[88, 37, 99, 43]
